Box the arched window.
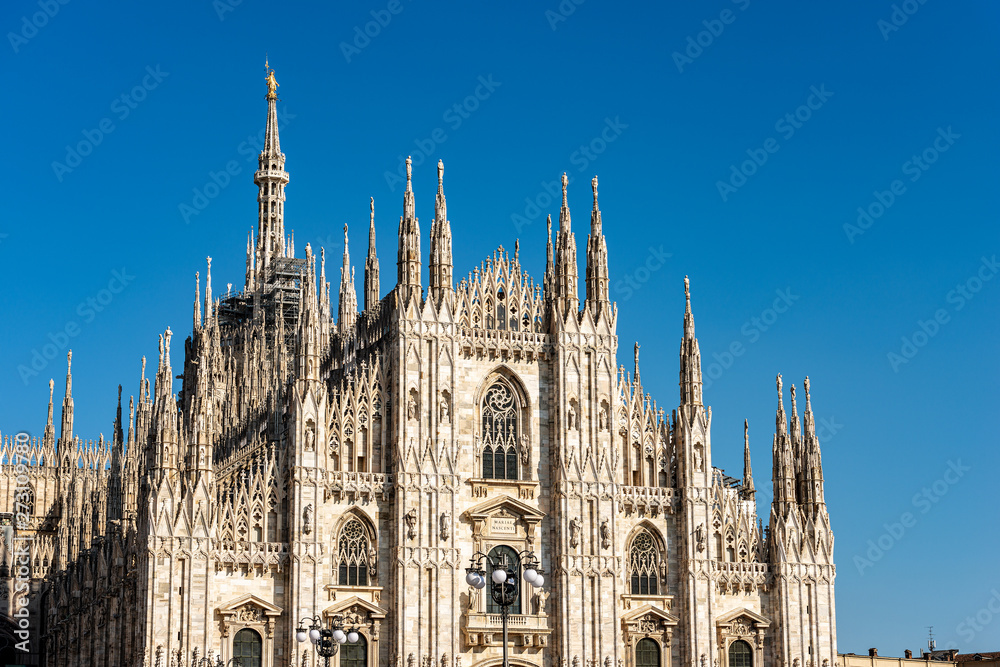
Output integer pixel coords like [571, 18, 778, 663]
[338, 519, 372, 586]
[729, 640, 753, 667]
[481, 381, 519, 480]
[636, 638, 660, 667]
[341, 634, 368, 667]
[233, 628, 262, 667]
[486, 545, 521, 614]
[628, 531, 660, 595]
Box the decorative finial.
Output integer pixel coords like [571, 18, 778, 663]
[592, 176, 599, 210]
[405, 156, 412, 189]
[344, 223, 349, 245]
[744, 418, 749, 445]
[561, 172, 568, 207]
[546, 214, 552, 240]
[804, 376, 811, 401]
[514, 239, 519, 261]
[437, 159, 444, 194]
[370, 196, 375, 223]
[776, 373, 783, 396]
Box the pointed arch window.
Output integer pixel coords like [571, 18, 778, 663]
[337, 519, 372, 586]
[481, 381, 519, 481]
[628, 531, 660, 595]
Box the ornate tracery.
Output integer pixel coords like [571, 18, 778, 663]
[481, 381, 519, 480]
[629, 531, 660, 595]
[337, 519, 373, 586]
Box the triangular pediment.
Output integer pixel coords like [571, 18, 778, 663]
[465, 495, 545, 522]
[322, 596, 387, 618]
[219, 593, 282, 615]
[622, 603, 679, 625]
[716, 607, 771, 627]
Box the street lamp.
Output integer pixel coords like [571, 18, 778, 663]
[295, 614, 361, 667]
[466, 549, 544, 667]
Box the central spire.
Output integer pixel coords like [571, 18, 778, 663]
[252, 61, 290, 288]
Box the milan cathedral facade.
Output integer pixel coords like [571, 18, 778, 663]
[0, 68, 837, 667]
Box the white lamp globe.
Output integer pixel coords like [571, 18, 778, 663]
[333, 629, 347, 643]
[466, 571, 480, 587]
[347, 630, 360, 644]
[492, 568, 508, 584]
[523, 568, 538, 584]
[474, 575, 487, 589]
[308, 628, 321, 642]
[534, 574, 545, 587]
[295, 630, 307, 643]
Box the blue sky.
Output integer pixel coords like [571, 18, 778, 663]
[3, 0, 999, 655]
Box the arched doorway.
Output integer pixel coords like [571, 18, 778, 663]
[636, 638, 660, 667]
[233, 627, 262, 667]
[341, 634, 367, 667]
[729, 640, 753, 667]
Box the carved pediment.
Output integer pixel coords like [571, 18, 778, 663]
[465, 495, 545, 523]
[715, 607, 770, 628]
[622, 603, 679, 626]
[323, 596, 387, 620]
[218, 593, 282, 617]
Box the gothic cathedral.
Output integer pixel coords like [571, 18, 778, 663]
[0, 67, 836, 667]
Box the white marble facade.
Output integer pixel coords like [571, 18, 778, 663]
[0, 68, 836, 667]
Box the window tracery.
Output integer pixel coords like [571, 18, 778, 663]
[338, 518, 373, 586]
[628, 530, 661, 595]
[481, 381, 519, 481]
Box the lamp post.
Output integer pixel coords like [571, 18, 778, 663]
[466, 549, 544, 667]
[295, 614, 362, 667]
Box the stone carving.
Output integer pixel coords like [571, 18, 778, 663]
[404, 509, 417, 540]
[569, 517, 582, 549]
[695, 523, 705, 552]
[302, 504, 313, 535]
[304, 422, 315, 452]
[519, 435, 530, 466]
[600, 519, 611, 549]
[235, 604, 263, 622]
[440, 398, 449, 423]
[440, 512, 450, 541]
[567, 404, 577, 430]
[599, 407, 608, 431]
[407, 394, 417, 421]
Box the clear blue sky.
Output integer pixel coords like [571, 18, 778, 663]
[3, 0, 998, 655]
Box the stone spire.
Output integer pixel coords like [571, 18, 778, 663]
[801, 376, 826, 510]
[678, 277, 703, 406]
[253, 62, 290, 286]
[543, 214, 555, 298]
[428, 159, 453, 306]
[365, 197, 380, 311]
[44, 378, 55, 446]
[584, 175, 610, 315]
[554, 173, 579, 314]
[742, 419, 755, 497]
[59, 351, 74, 444]
[397, 157, 421, 304]
[193, 271, 201, 330]
[772, 374, 796, 510]
[338, 224, 358, 331]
